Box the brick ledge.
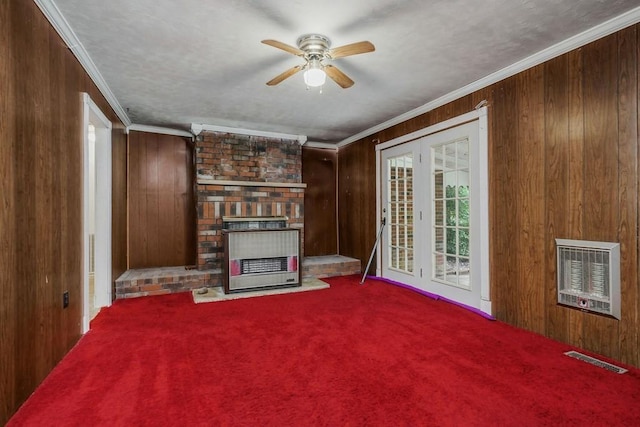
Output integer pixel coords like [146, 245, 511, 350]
[197, 177, 307, 188]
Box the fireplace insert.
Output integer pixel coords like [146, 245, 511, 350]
[222, 218, 300, 293]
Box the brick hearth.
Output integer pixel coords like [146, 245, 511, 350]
[115, 256, 360, 298]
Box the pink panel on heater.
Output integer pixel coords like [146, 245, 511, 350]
[288, 256, 298, 272]
[230, 260, 241, 276]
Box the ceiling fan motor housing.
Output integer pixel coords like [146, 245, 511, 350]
[297, 34, 331, 60]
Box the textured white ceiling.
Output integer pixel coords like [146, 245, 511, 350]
[52, 0, 639, 142]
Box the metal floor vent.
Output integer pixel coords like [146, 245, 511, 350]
[564, 351, 627, 374]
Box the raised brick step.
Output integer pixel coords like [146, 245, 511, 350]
[302, 255, 361, 279]
[115, 267, 221, 299]
[116, 255, 360, 299]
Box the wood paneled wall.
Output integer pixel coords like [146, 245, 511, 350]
[337, 140, 377, 273]
[302, 147, 338, 256]
[112, 127, 128, 300]
[338, 25, 639, 367]
[128, 131, 195, 268]
[0, 2, 127, 423]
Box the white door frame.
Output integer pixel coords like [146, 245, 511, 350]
[82, 93, 112, 332]
[375, 106, 491, 316]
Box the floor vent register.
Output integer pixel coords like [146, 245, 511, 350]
[564, 351, 627, 374]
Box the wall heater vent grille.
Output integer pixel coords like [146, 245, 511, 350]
[222, 216, 287, 230]
[556, 239, 620, 319]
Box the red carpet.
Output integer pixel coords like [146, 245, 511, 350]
[9, 275, 640, 426]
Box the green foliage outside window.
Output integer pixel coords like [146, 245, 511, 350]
[445, 185, 470, 257]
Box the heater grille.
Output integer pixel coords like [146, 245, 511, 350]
[223, 216, 287, 230]
[556, 239, 620, 319]
[241, 257, 288, 275]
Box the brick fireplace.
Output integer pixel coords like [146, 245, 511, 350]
[195, 131, 305, 276]
[115, 130, 361, 298]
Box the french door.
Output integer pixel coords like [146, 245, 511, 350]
[380, 142, 422, 287]
[379, 117, 490, 314]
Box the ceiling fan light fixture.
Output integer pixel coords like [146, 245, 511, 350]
[263, 34, 372, 89]
[303, 58, 326, 87]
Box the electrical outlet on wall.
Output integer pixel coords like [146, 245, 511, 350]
[63, 291, 69, 309]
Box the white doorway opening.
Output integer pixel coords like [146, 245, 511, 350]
[82, 93, 112, 332]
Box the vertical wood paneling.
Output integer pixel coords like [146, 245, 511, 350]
[38, 21, 57, 379]
[128, 132, 143, 265]
[338, 143, 359, 264]
[338, 140, 376, 272]
[582, 35, 621, 359]
[516, 66, 546, 334]
[544, 55, 570, 342]
[146, 135, 160, 263]
[490, 77, 518, 324]
[1, 2, 127, 423]
[128, 131, 195, 268]
[158, 134, 174, 265]
[303, 147, 338, 256]
[14, 0, 41, 401]
[181, 137, 195, 263]
[583, 37, 620, 241]
[173, 139, 194, 264]
[48, 31, 65, 371]
[0, 1, 16, 421]
[617, 26, 639, 367]
[567, 48, 586, 348]
[111, 126, 128, 299]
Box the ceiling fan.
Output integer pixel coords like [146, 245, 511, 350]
[262, 34, 375, 89]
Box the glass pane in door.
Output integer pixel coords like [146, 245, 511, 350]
[431, 138, 470, 289]
[387, 154, 414, 273]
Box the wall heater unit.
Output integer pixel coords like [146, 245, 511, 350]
[556, 239, 620, 319]
[223, 228, 300, 294]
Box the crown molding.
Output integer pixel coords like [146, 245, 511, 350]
[338, 6, 640, 148]
[35, 1, 640, 146]
[191, 123, 307, 144]
[304, 141, 338, 150]
[375, 107, 486, 152]
[34, 0, 131, 127]
[127, 124, 193, 138]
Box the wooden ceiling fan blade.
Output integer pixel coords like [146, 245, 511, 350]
[261, 39, 304, 56]
[266, 65, 303, 86]
[329, 41, 375, 59]
[324, 65, 354, 88]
